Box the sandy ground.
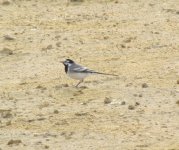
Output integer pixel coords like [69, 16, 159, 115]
[0, 0, 179, 149]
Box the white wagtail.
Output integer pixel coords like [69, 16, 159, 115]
[61, 59, 118, 87]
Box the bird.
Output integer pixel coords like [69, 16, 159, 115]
[61, 59, 118, 87]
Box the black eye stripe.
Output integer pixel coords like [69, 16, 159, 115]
[65, 59, 74, 63]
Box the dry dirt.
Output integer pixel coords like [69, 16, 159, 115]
[0, 0, 179, 149]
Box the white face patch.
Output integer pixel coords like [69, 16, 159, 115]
[64, 61, 72, 66]
[64, 59, 73, 65]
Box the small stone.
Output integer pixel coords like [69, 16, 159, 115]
[135, 102, 140, 106]
[4, 35, 15, 40]
[123, 37, 133, 43]
[176, 100, 179, 105]
[36, 85, 47, 90]
[121, 101, 126, 105]
[103, 36, 109, 40]
[37, 117, 46, 121]
[144, 23, 149, 26]
[41, 47, 47, 52]
[7, 139, 22, 145]
[28, 119, 35, 122]
[121, 44, 126, 48]
[154, 32, 159, 34]
[128, 105, 135, 110]
[177, 80, 179, 84]
[142, 83, 148, 88]
[63, 84, 69, 87]
[75, 112, 87, 116]
[81, 102, 87, 105]
[44, 145, 49, 149]
[56, 42, 61, 47]
[54, 110, 59, 114]
[139, 94, 143, 97]
[0, 48, 13, 56]
[36, 85, 43, 89]
[104, 97, 112, 104]
[6, 121, 11, 126]
[66, 21, 71, 25]
[2, 0, 11, 5]
[46, 45, 53, 49]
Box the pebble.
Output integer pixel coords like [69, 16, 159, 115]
[28, 119, 35, 122]
[104, 97, 112, 104]
[7, 139, 22, 145]
[54, 110, 59, 114]
[46, 45, 53, 49]
[0, 48, 13, 56]
[44, 145, 49, 149]
[4, 34, 15, 40]
[56, 42, 61, 47]
[121, 101, 126, 105]
[2, 0, 11, 5]
[103, 36, 109, 40]
[75, 112, 88, 116]
[81, 102, 87, 105]
[121, 44, 126, 48]
[6, 121, 11, 126]
[135, 102, 140, 106]
[128, 105, 135, 110]
[139, 94, 143, 97]
[36, 85, 47, 90]
[177, 80, 179, 84]
[134, 94, 143, 97]
[142, 83, 148, 88]
[37, 117, 46, 121]
[63, 84, 69, 87]
[176, 100, 179, 105]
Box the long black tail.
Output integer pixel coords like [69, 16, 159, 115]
[93, 71, 118, 76]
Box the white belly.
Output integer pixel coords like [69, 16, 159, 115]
[67, 72, 89, 80]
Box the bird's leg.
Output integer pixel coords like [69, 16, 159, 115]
[75, 80, 83, 88]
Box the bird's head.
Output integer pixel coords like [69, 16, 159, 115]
[61, 59, 75, 66]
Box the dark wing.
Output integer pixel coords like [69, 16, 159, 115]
[72, 64, 118, 76]
[72, 64, 95, 73]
